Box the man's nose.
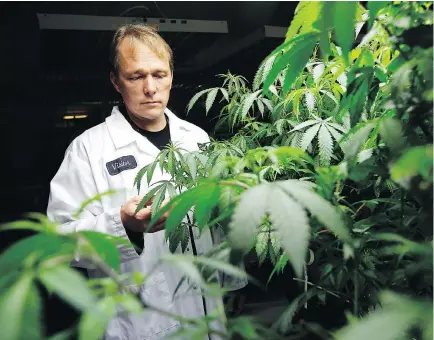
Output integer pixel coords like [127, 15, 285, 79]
[143, 76, 157, 95]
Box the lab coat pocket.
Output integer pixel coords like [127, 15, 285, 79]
[135, 272, 180, 339]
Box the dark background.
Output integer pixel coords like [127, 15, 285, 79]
[0, 2, 304, 337]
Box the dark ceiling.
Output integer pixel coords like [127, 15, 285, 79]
[0, 1, 297, 221]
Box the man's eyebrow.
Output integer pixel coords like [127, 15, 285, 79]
[128, 69, 168, 75]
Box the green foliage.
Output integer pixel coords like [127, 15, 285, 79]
[0, 274, 42, 340]
[335, 291, 433, 340]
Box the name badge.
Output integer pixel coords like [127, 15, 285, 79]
[106, 155, 137, 176]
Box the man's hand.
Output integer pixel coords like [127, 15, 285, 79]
[120, 196, 170, 233]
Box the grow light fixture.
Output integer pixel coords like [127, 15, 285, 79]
[63, 115, 88, 120]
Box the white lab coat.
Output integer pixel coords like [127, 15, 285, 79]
[47, 106, 245, 340]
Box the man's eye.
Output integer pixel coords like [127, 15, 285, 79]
[129, 76, 142, 81]
[154, 74, 165, 79]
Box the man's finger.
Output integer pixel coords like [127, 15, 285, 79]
[135, 206, 152, 220]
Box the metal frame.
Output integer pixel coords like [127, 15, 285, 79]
[36, 13, 228, 33]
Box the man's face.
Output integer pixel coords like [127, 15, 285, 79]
[110, 38, 173, 121]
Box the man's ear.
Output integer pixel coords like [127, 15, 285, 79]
[110, 72, 121, 93]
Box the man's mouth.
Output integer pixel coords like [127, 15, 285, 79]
[142, 101, 161, 106]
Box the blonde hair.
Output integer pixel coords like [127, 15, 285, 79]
[109, 24, 174, 75]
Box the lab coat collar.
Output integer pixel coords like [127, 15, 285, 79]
[106, 106, 192, 151]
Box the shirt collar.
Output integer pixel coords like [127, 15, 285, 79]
[105, 105, 192, 150]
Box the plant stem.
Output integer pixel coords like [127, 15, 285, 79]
[353, 265, 359, 316]
[400, 190, 405, 229]
[218, 180, 250, 190]
[292, 278, 340, 299]
[353, 201, 367, 217]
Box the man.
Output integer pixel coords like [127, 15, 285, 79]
[47, 24, 245, 339]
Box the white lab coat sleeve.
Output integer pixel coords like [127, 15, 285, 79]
[198, 130, 248, 291]
[47, 139, 139, 268]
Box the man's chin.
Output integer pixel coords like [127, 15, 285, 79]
[135, 108, 165, 121]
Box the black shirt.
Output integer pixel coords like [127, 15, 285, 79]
[119, 104, 171, 254]
[119, 104, 171, 150]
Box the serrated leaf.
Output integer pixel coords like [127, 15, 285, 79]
[340, 67, 374, 126]
[257, 99, 265, 116]
[159, 149, 168, 174]
[180, 225, 190, 253]
[278, 180, 351, 243]
[368, 2, 390, 29]
[341, 123, 375, 163]
[320, 90, 339, 111]
[290, 132, 304, 149]
[286, 2, 321, 41]
[0, 233, 73, 274]
[268, 85, 279, 98]
[301, 123, 321, 151]
[337, 72, 348, 87]
[0, 275, 42, 340]
[187, 89, 211, 114]
[184, 153, 198, 180]
[79, 231, 121, 273]
[157, 185, 208, 235]
[379, 117, 406, 154]
[167, 150, 175, 178]
[263, 32, 319, 97]
[220, 88, 229, 102]
[151, 184, 167, 218]
[333, 2, 358, 62]
[240, 90, 261, 120]
[328, 122, 347, 133]
[268, 186, 309, 277]
[261, 98, 274, 113]
[219, 185, 242, 212]
[334, 291, 426, 340]
[194, 184, 220, 230]
[305, 91, 316, 114]
[135, 185, 162, 214]
[146, 161, 158, 186]
[206, 88, 219, 114]
[281, 35, 319, 94]
[273, 289, 316, 333]
[317, 2, 334, 59]
[255, 232, 269, 258]
[390, 145, 433, 183]
[318, 124, 334, 166]
[134, 164, 150, 194]
[357, 148, 374, 163]
[228, 184, 269, 251]
[313, 63, 325, 84]
[275, 119, 286, 136]
[39, 266, 96, 310]
[79, 296, 117, 340]
[290, 120, 318, 133]
[355, 48, 375, 68]
[253, 63, 265, 92]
